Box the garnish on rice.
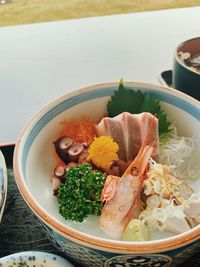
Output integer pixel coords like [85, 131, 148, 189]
[89, 136, 119, 169]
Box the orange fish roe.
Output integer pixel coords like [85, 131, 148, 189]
[89, 136, 119, 169]
[62, 118, 97, 144]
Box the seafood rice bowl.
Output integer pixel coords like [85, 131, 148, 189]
[14, 81, 200, 267]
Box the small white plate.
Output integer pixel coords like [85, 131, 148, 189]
[0, 150, 7, 222]
[0, 251, 75, 266]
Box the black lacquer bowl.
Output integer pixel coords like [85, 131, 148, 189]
[173, 37, 200, 100]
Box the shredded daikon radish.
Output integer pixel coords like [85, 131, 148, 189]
[158, 133, 200, 179]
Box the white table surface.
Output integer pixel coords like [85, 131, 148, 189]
[0, 7, 200, 145]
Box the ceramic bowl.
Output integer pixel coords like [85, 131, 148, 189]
[0, 251, 74, 266]
[14, 81, 200, 267]
[0, 150, 7, 222]
[172, 36, 200, 100]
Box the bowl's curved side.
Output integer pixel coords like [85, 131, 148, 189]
[13, 81, 200, 254]
[0, 150, 7, 222]
[173, 56, 200, 100]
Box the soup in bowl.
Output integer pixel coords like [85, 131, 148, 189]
[173, 36, 200, 100]
[14, 81, 200, 267]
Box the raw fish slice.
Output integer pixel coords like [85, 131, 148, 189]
[96, 112, 159, 162]
[140, 112, 159, 145]
[119, 112, 158, 161]
[115, 112, 142, 161]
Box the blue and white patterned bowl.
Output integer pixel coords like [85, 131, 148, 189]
[13, 81, 200, 267]
[0, 150, 7, 223]
[0, 251, 74, 266]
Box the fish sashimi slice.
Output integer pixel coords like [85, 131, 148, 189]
[96, 112, 159, 162]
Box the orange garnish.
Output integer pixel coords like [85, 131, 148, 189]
[62, 118, 97, 144]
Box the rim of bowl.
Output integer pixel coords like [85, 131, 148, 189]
[174, 36, 200, 76]
[14, 81, 200, 253]
[0, 251, 73, 266]
[0, 149, 8, 223]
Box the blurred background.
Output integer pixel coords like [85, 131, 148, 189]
[0, 0, 200, 27]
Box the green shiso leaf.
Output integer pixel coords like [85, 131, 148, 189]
[107, 80, 172, 141]
[107, 79, 144, 116]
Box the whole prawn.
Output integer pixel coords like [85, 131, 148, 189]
[99, 116, 158, 238]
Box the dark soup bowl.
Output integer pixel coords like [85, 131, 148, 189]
[173, 37, 200, 100]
